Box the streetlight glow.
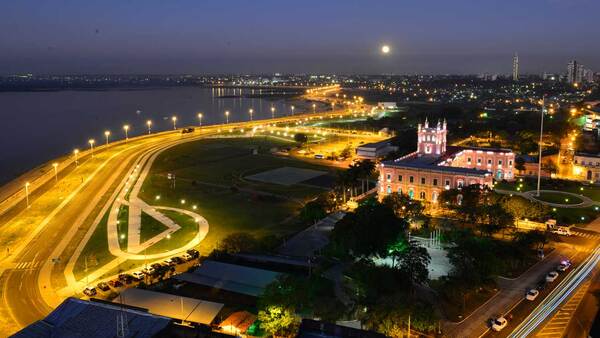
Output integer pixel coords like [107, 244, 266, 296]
[197, 113, 203, 126]
[271, 106, 275, 119]
[123, 125, 130, 142]
[88, 139, 95, 157]
[381, 45, 390, 54]
[225, 110, 230, 124]
[249, 108, 253, 121]
[172, 116, 177, 130]
[73, 149, 79, 166]
[104, 130, 110, 145]
[146, 120, 152, 134]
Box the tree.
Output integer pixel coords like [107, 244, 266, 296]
[294, 133, 308, 145]
[477, 203, 515, 237]
[382, 192, 424, 220]
[330, 200, 408, 258]
[500, 195, 551, 221]
[258, 306, 299, 338]
[300, 200, 327, 223]
[216, 232, 258, 254]
[394, 240, 431, 289]
[542, 159, 558, 175]
[515, 157, 526, 172]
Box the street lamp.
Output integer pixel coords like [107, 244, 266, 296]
[225, 110, 229, 124]
[25, 182, 30, 208]
[172, 116, 177, 130]
[146, 120, 152, 134]
[104, 130, 110, 146]
[271, 106, 275, 119]
[312, 103, 316, 113]
[249, 108, 253, 121]
[88, 139, 95, 157]
[52, 163, 58, 182]
[123, 125, 130, 142]
[73, 149, 80, 167]
[291, 105, 295, 116]
[331, 102, 335, 111]
[197, 113, 203, 127]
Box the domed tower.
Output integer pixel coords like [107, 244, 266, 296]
[417, 118, 447, 156]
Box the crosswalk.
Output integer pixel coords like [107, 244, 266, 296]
[12, 261, 41, 270]
[535, 280, 591, 337]
[571, 231, 600, 239]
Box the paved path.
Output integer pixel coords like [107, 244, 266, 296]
[496, 189, 596, 208]
[277, 212, 344, 257]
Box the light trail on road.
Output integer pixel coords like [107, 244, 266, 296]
[508, 246, 600, 337]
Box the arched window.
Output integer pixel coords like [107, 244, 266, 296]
[419, 191, 426, 200]
[457, 194, 463, 205]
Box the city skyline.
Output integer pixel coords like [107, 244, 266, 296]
[1, 0, 599, 75]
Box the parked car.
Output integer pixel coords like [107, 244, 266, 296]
[546, 271, 559, 282]
[314, 154, 324, 159]
[186, 249, 199, 259]
[108, 280, 124, 288]
[96, 282, 110, 292]
[181, 253, 193, 261]
[525, 289, 539, 301]
[171, 256, 185, 264]
[142, 266, 155, 275]
[490, 317, 508, 331]
[557, 261, 572, 272]
[151, 263, 163, 270]
[118, 274, 135, 284]
[132, 271, 145, 280]
[163, 258, 176, 266]
[83, 286, 97, 297]
[551, 227, 572, 236]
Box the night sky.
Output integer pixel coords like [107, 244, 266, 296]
[1, 0, 598, 75]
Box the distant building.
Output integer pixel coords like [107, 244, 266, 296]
[567, 60, 584, 84]
[298, 319, 387, 338]
[377, 102, 397, 110]
[355, 139, 398, 160]
[513, 53, 519, 81]
[378, 119, 515, 203]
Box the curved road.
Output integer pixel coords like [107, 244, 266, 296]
[0, 96, 363, 335]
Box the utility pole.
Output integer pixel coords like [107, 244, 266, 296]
[536, 96, 546, 197]
[407, 314, 411, 338]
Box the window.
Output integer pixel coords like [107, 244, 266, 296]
[386, 173, 391, 182]
[457, 180, 464, 188]
[498, 160, 503, 165]
[432, 191, 438, 202]
[398, 175, 403, 182]
[409, 176, 414, 183]
[509, 160, 513, 166]
[467, 157, 472, 164]
[433, 178, 438, 186]
[387, 186, 391, 194]
[575, 159, 578, 164]
[487, 159, 492, 165]
[477, 158, 482, 164]
[419, 191, 426, 199]
[445, 179, 450, 187]
[421, 177, 426, 185]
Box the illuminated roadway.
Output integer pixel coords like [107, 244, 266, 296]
[0, 87, 369, 335]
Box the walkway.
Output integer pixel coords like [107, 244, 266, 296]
[496, 189, 596, 208]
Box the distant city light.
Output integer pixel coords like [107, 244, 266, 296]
[381, 45, 390, 54]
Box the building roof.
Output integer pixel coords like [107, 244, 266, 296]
[175, 260, 281, 297]
[575, 151, 600, 158]
[298, 319, 387, 338]
[116, 288, 224, 325]
[220, 311, 257, 333]
[13, 297, 171, 338]
[357, 139, 393, 150]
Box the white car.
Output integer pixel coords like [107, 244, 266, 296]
[551, 227, 572, 236]
[546, 271, 559, 282]
[491, 317, 508, 331]
[142, 266, 155, 275]
[557, 261, 571, 272]
[525, 289, 539, 301]
[132, 271, 145, 280]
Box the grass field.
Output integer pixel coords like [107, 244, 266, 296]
[73, 136, 336, 280]
[533, 192, 583, 205]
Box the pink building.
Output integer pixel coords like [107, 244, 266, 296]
[379, 119, 515, 203]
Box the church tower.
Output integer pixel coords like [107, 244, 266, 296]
[417, 118, 447, 156]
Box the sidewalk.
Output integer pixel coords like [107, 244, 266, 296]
[277, 212, 344, 258]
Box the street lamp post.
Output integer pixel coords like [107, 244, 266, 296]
[73, 149, 79, 167]
[536, 97, 546, 197]
[312, 103, 316, 113]
[291, 105, 295, 116]
[249, 108, 253, 121]
[197, 113, 203, 127]
[172, 116, 177, 130]
[89, 139, 95, 157]
[225, 110, 229, 124]
[146, 120, 152, 134]
[52, 163, 58, 182]
[123, 125, 130, 142]
[104, 130, 110, 146]
[25, 182, 30, 208]
[271, 106, 275, 119]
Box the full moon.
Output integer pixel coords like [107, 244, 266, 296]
[381, 45, 390, 54]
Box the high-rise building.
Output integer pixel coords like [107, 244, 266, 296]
[567, 60, 583, 84]
[512, 53, 519, 81]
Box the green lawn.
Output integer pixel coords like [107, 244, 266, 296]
[143, 209, 199, 255]
[496, 177, 600, 202]
[140, 211, 169, 243]
[533, 192, 583, 205]
[73, 210, 111, 280]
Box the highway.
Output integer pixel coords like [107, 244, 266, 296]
[0, 87, 364, 335]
